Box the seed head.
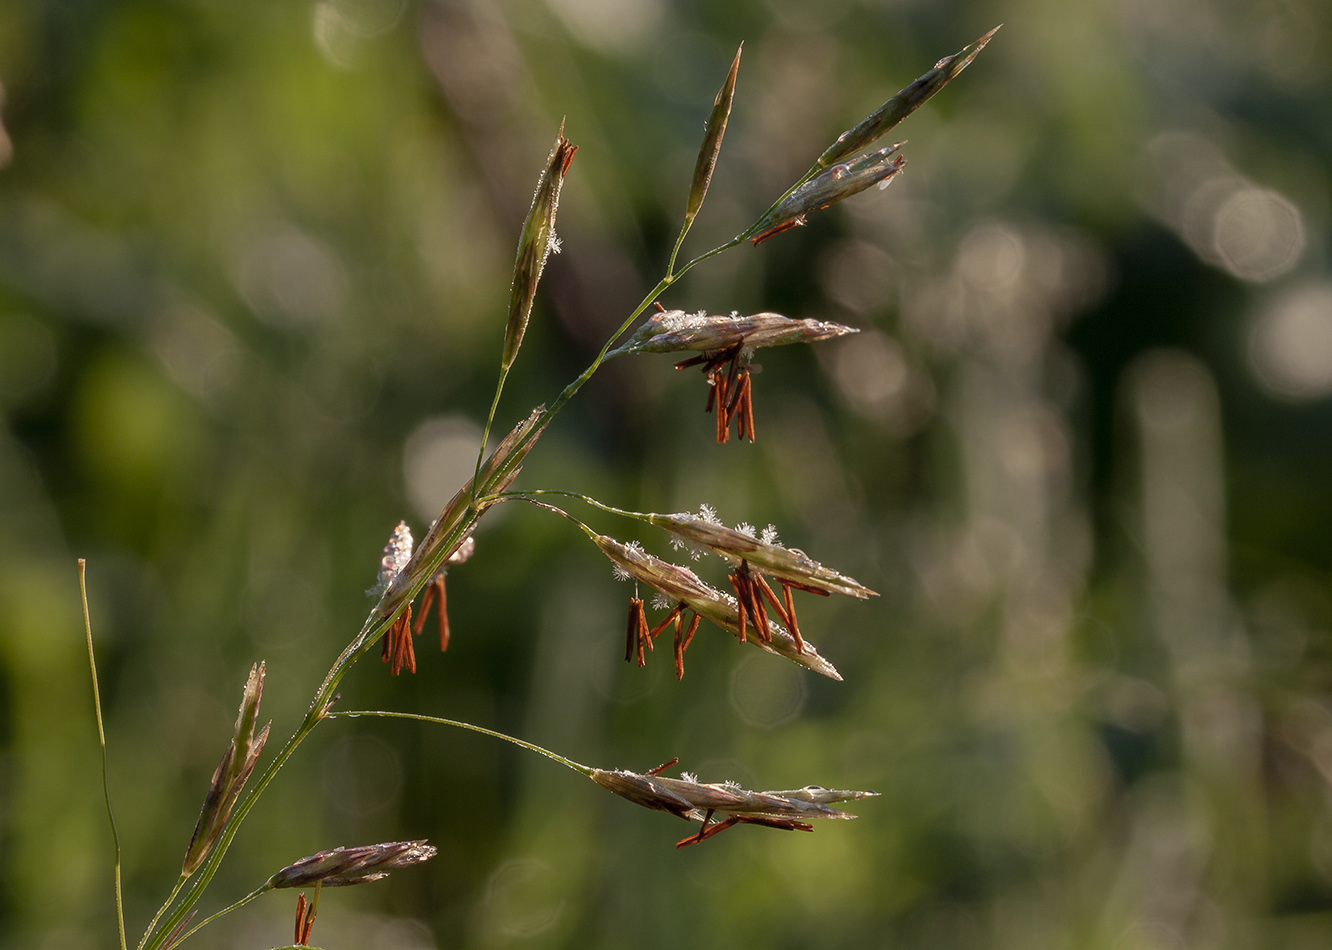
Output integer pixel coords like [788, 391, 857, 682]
[504, 124, 577, 371]
[750, 144, 906, 245]
[182, 663, 271, 876]
[816, 25, 1001, 170]
[615, 309, 858, 357]
[612, 310, 857, 444]
[589, 763, 878, 847]
[270, 840, 437, 889]
[684, 44, 742, 227]
[645, 510, 876, 599]
[591, 533, 842, 679]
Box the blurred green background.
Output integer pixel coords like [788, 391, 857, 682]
[3, 0, 1332, 947]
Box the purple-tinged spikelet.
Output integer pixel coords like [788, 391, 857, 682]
[271, 840, 437, 888]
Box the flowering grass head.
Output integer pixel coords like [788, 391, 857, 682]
[613, 309, 858, 443]
[591, 532, 842, 680]
[750, 143, 906, 245]
[590, 762, 878, 848]
[269, 840, 436, 888]
[504, 126, 577, 372]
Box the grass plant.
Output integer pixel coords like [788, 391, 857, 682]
[79, 29, 998, 949]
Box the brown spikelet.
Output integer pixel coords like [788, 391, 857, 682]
[504, 124, 578, 371]
[816, 25, 1001, 169]
[589, 760, 876, 848]
[685, 45, 742, 226]
[271, 840, 437, 889]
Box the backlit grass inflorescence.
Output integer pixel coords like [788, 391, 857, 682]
[85, 29, 997, 948]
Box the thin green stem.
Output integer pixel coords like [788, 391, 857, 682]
[677, 235, 744, 278]
[666, 218, 693, 277]
[136, 877, 185, 950]
[327, 710, 594, 776]
[486, 489, 648, 528]
[170, 882, 272, 947]
[80, 560, 128, 950]
[472, 364, 513, 505]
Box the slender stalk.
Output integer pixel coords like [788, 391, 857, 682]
[490, 489, 647, 523]
[80, 560, 128, 950]
[326, 710, 593, 776]
[471, 364, 513, 506]
[135, 878, 185, 950]
[169, 882, 272, 947]
[678, 235, 745, 277]
[666, 220, 692, 278]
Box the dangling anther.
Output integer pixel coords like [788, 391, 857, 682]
[674, 612, 700, 680]
[382, 605, 415, 675]
[754, 573, 791, 629]
[676, 812, 744, 848]
[645, 756, 680, 776]
[294, 892, 317, 946]
[733, 561, 771, 642]
[413, 572, 451, 652]
[694, 808, 716, 845]
[727, 572, 748, 643]
[648, 602, 686, 645]
[713, 372, 730, 443]
[780, 580, 805, 654]
[625, 598, 648, 665]
[737, 371, 755, 441]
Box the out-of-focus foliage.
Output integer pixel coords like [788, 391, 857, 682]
[3, 0, 1332, 948]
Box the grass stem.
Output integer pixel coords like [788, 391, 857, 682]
[80, 560, 128, 950]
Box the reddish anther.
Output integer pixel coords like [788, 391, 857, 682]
[294, 893, 316, 946]
[645, 756, 680, 776]
[625, 598, 649, 665]
[674, 612, 700, 680]
[675, 812, 814, 848]
[727, 573, 748, 643]
[382, 605, 415, 675]
[679, 344, 757, 444]
[780, 580, 804, 654]
[731, 562, 771, 643]
[749, 215, 807, 246]
[413, 573, 451, 652]
[648, 602, 686, 644]
[754, 573, 791, 628]
[738, 372, 755, 441]
[714, 373, 730, 442]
